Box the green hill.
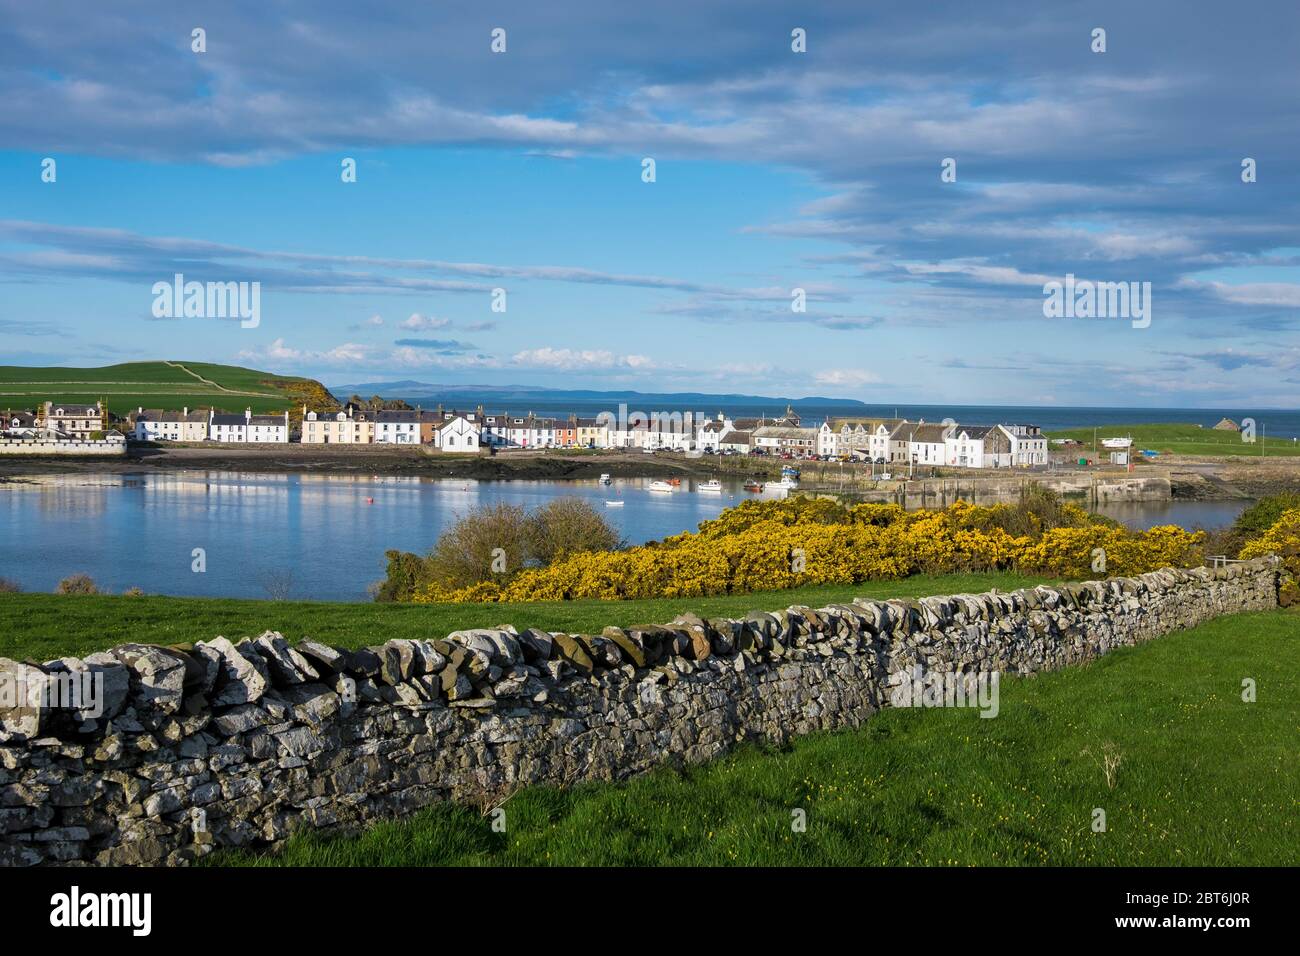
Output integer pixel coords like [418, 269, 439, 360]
[0, 361, 334, 417]
[1047, 422, 1300, 458]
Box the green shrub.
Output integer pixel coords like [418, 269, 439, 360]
[426, 502, 535, 590]
[377, 499, 623, 601]
[1234, 493, 1300, 542]
[527, 497, 623, 564]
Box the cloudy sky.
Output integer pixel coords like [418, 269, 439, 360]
[1, 0, 1297, 406]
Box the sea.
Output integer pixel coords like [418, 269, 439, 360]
[386, 396, 1300, 440]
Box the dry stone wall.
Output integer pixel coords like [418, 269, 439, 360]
[0, 558, 1281, 866]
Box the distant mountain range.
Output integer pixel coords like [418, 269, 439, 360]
[326, 381, 870, 410]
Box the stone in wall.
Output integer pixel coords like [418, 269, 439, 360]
[0, 558, 1282, 867]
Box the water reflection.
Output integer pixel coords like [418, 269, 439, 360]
[0, 471, 1250, 601]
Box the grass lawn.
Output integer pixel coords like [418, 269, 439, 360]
[216, 609, 1298, 867]
[0, 571, 1048, 661]
[0, 361, 320, 416]
[1047, 422, 1300, 457]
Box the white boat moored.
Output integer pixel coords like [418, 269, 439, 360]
[649, 480, 674, 493]
[697, 479, 722, 492]
[604, 499, 624, 507]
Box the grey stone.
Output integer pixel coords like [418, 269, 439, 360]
[297, 641, 349, 674]
[195, 637, 268, 707]
[252, 633, 319, 685]
[110, 645, 189, 715]
[0, 659, 52, 737]
[517, 628, 553, 662]
[281, 683, 340, 728]
[212, 704, 273, 737]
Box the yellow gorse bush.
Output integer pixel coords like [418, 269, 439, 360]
[1240, 507, 1300, 605]
[413, 497, 1206, 604]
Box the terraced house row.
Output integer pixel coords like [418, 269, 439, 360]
[816, 417, 1049, 468]
[0, 401, 111, 440]
[0, 398, 1047, 467]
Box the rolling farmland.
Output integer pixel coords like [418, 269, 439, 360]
[0, 361, 332, 415]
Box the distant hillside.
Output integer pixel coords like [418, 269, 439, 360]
[0, 361, 333, 417]
[328, 380, 871, 410]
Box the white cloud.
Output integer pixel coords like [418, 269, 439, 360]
[511, 348, 654, 371]
[813, 369, 880, 388]
[401, 313, 451, 330]
[1179, 279, 1300, 308]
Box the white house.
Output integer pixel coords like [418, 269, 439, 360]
[1000, 424, 1049, 467]
[817, 422, 840, 457]
[134, 406, 209, 442]
[373, 409, 420, 444]
[479, 412, 513, 447]
[607, 411, 649, 450]
[945, 425, 991, 469]
[436, 414, 481, 452]
[0, 410, 39, 437]
[638, 411, 708, 451]
[41, 401, 105, 438]
[820, 417, 903, 459]
[868, 422, 899, 462]
[695, 417, 723, 452]
[209, 409, 289, 443]
[890, 421, 953, 465]
[498, 413, 554, 448]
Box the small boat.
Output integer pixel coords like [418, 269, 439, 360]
[605, 499, 624, 507]
[599, 473, 611, 484]
[778, 475, 799, 489]
[667, 477, 681, 486]
[649, 480, 674, 493]
[697, 479, 722, 493]
[781, 465, 801, 478]
[743, 479, 764, 493]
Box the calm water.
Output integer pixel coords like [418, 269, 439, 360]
[1092, 499, 1250, 530]
[0, 472, 1252, 601]
[0, 472, 770, 600]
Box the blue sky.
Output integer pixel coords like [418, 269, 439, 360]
[1, 0, 1298, 406]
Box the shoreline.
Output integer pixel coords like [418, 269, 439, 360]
[0, 444, 722, 481]
[2, 443, 1299, 500]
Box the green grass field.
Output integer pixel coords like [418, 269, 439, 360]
[0, 361, 325, 416]
[1048, 422, 1300, 457]
[0, 571, 1047, 661]
[214, 608, 1298, 867]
